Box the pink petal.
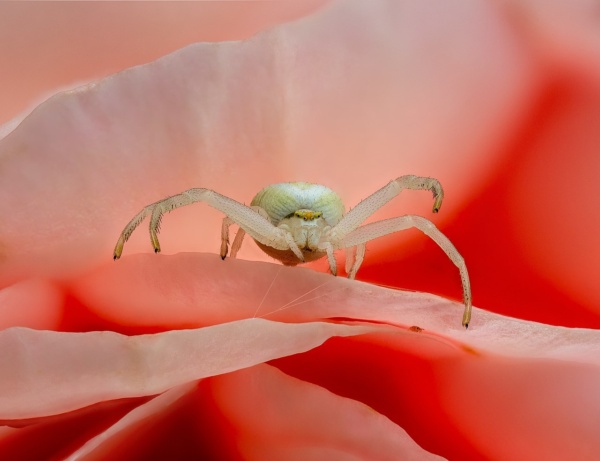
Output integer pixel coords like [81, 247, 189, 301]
[502, 0, 600, 79]
[71, 253, 600, 457]
[0, 398, 147, 460]
[64, 383, 199, 461]
[65, 364, 443, 460]
[0, 318, 376, 420]
[209, 364, 443, 460]
[272, 330, 600, 460]
[0, 0, 534, 284]
[0, 1, 327, 126]
[72, 253, 600, 365]
[361, 0, 600, 326]
[1, 0, 599, 458]
[0, 279, 62, 330]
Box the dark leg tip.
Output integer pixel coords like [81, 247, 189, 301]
[154, 248, 159, 254]
[220, 255, 226, 261]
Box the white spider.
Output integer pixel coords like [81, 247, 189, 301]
[113, 175, 472, 327]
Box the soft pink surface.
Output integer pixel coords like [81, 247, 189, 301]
[1, 1, 600, 460]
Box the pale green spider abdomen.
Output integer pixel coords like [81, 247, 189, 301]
[249, 182, 345, 265]
[250, 182, 345, 227]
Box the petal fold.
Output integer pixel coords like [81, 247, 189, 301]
[0, 319, 376, 420]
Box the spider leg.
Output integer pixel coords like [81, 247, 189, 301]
[113, 204, 155, 260]
[220, 206, 269, 259]
[318, 241, 337, 276]
[230, 228, 246, 258]
[220, 219, 248, 259]
[220, 217, 235, 259]
[113, 189, 291, 260]
[345, 247, 356, 274]
[330, 175, 444, 240]
[346, 243, 366, 280]
[341, 215, 472, 328]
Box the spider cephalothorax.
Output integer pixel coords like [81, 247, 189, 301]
[113, 176, 472, 327]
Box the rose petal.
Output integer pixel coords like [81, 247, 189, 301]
[64, 382, 199, 461]
[0, 279, 62, 330]
[65, 364, 444, 460]
[0, 0, 535, 284]
[0, 398, 146, 460]
[502, 0, 600, 79]
[0, 318, 377, 420]
[70, 252, 600, 459]
[273, 330, 600, 459]
[71, 253, 600, 366]
[360, 0, 600, 327]
[2, 1, 599, 457]
[0, 1, 328, 127]
[210, 364, 443, 460]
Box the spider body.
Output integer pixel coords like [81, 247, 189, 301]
[113, 175, 472, 327]
[250, 182, 344, 265]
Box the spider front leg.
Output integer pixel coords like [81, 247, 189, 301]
[113, 204, 156, 260]
[113, 188, 296, 260]
[340, 215, 472, 328]
[330, 175, 444, 240]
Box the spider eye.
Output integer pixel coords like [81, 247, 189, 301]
[303, 217, 307, 221]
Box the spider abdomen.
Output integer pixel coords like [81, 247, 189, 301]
[250, 182, 345, 226]
[254, 241, 327, 266]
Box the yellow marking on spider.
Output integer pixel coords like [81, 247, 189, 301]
[293, 210, 323, 221]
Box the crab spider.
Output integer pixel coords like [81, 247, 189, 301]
[113, 175, 472, 328]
